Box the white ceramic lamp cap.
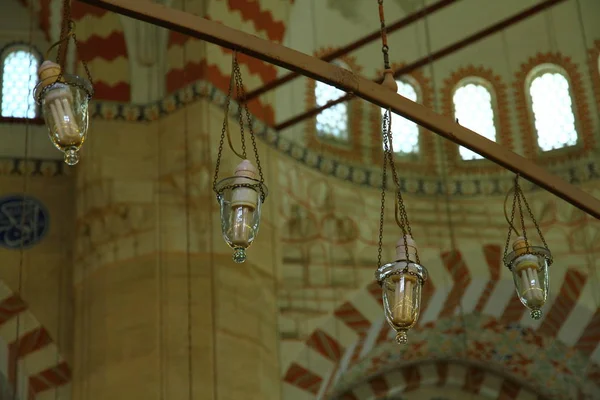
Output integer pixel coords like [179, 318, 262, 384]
[396, 235, 418, 260]
[234, 159, 257, 179]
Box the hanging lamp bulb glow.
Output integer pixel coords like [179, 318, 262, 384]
[503, 236, 551, 320]
[376, 235, 428, 344]
[215, 159, 267, 263]
[34, 60, 93, 165]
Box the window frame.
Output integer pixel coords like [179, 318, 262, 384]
[0, 42, 43, 123]
[451, 76, 500, 162]
[381, 76, 422, 159]
[525, 63, 581, 154]
[305, 53, 365, 163]
[313, 59, 351, 146]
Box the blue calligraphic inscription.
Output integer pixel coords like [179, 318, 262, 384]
[0, 195, 49, 249]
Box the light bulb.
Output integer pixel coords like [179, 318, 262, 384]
[391, 273, 416, 326]
[37, 60, 84, 165]
[229, 159, 259, 263]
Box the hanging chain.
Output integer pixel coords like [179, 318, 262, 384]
[377, 111, 390, 269]
[503, 174, 552, 262]
[212, 58, 235, 194]
[375, 0, 419, 269]
[378, 0, 390, 70]
[233, 53, 266, 202]
[213, 52, 266, 202]
[42, 0, 94, 95]
[503, 175, 519, 261]
[233, 58, 247, 159]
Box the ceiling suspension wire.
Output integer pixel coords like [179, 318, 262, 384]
[571, 4, 599, 395]
[420, 0, 472, 380]
[180, 1, 195, 399]
[13, 1, 35, 398]
[204, 50, 219, 400]
[152, 16, 167, 400]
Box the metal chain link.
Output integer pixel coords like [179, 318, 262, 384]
[212, 58, 236, 194]
[72, 24, 94, 89]
[378, 0, 390, 70]
[377, 111, 390, 270]
[503, 177, 518, 261]
[233, 54, 266, 202]
[375, 0, 420, 270]
[515, 176, 529, 249]
[233, 56, 247, 159]
[383, 110, 420, 265]
[503, 174, 552, 264]
[520, 185, 551, 253]
[48, 0, 94, 96]
[213, 52, 266, 202]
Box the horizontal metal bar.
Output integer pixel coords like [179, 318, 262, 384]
[77, 0, 600, 219]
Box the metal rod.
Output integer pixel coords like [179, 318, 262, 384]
[274, 0, 567, 131]
[243, 0, 456, 101]
[75, 0, 600, 219]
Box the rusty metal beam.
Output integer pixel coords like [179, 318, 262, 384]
[243, 0, 457, 102]
[274, 0, 567, 131]
[76, 0, 600, 220]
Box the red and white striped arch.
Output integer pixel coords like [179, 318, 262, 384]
[0, 280, 70, 400]
[282, 243, 600, 399]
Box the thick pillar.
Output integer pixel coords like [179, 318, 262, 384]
[72, 99, 281, 399]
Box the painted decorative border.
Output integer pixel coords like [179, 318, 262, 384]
[3, 78, 600, 194]
[304, 49, 364, 163]
[441, 65, 513, 175]
[0, 158, 70, 177]
[368, 63, 437, 175]
[513, 52, 594, 163]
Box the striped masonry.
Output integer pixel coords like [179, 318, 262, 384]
[0, 281, 70, 400]
[71, 2, 130, 102]
[282, 243, 600, 399]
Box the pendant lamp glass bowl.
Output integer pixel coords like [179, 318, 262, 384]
[215, 176, 268, 264]
[34, 73, 93, 166]
[504, 246, 551, 320]
[376, 260, 428, 344]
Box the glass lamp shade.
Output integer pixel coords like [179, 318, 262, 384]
[35, 73, 93, 166]
[376, 260, 428, 344]
[215, 176, 268, 263]
[504, 245, 551, 320]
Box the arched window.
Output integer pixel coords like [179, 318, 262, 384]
[1, 47, 39, 119]
[381, 79, 419, 154]
[529, 69, 577, 151]
[452, 81, 497, 160]
[315, 61, 348, 140]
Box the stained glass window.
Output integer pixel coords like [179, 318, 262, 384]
[1, 49, 39, 119]
[381, 80, 419, 154]
[315, 62, 348, 140]
[453, 82, 497, 160]
[529, 71, 577, 151]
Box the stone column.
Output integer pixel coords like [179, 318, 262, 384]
[72, 99, 281, 399]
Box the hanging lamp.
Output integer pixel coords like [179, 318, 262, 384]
[213, 52, 267, 264]
[374, 0, 427, 345]
[503, 174, 552, 320]
[34, 4, 94, 166]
